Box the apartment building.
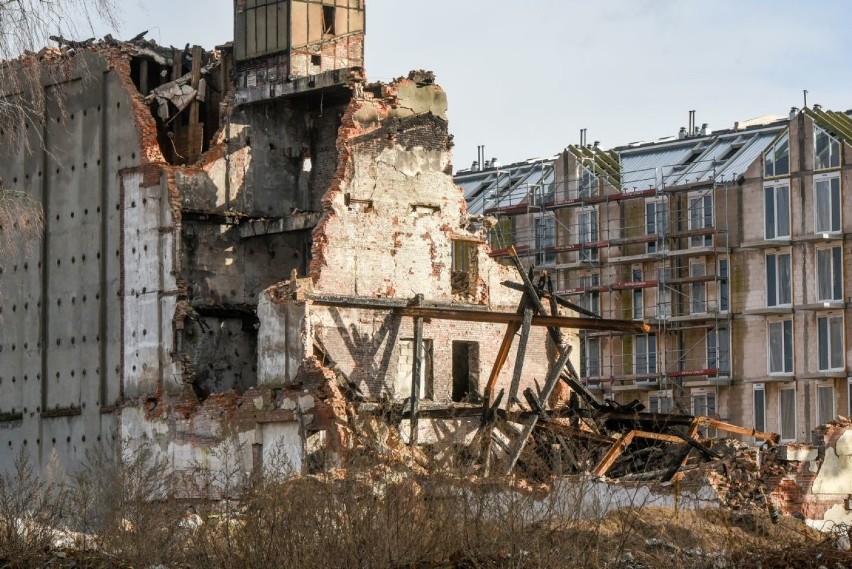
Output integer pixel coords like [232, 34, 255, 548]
[456, 157, 557, 267]
[548, 107, 852, 442]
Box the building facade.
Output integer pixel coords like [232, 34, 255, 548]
[549, 108, 852, 441]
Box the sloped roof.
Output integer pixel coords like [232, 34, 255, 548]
[565, 145, 621, 189]
[805, 107, 852, 146]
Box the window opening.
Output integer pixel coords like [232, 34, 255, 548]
[766, 251, 792, 307]
[815, 126, 840, 171]
[768, 319, 793, 374]
[814, 174, 841, 234]
[764, 134, 790, 178]
[764, 183, 790, 239]
[817, 314, 844, 371]
[780, 385, 796, 441]
[817, 384, 835, 425]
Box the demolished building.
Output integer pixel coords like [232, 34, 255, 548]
[0, 0, 608, 479]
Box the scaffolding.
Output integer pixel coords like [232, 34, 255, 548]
[547, 142, 741, 418]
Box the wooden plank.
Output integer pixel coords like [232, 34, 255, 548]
[507, 305, 534, 408]
[696, 417, 780, 444]
[503, 346, 574, 475]
[593, 431, 635, 477]
[309, 294, 649, 333]
[409, 314, 424, 446]
[631, 430, 685, 444]
[502, 281, 599, 319]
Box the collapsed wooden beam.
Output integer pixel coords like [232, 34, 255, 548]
[503, 346, 574, 475]
[593, 431, 636, 477]
[309, 295, 649, 333]
[693, 417, 780, 444]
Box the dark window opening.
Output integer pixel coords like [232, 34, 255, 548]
[311, 54, 322, 67]
[322, 6, 336, 35]
[451, 240, 479, 297]
[452, 341, 480, 402]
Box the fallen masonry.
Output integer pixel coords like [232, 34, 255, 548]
[1, 20, 852, 545]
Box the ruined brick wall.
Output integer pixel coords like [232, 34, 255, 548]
[296, 74, 573, 403]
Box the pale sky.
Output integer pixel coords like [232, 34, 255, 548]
[98, 0, 852, 171]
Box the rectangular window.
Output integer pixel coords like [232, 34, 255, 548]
[689, 194, 713, 247]
[535, 217, 556, 265]
[322, 5, 336, 35]
[780, 385, 797, 441]
[707, 326, 730, 374]
[691, 262, 707, 314]
[766, 251, 792, 307]
[764, 183, 790, 240]
[578, 208, 599, 262]
[816, 246, 843, 302]
[581, 336, 601, 378]
[579, 167, 598, 198]
[818, 314, 844, 371]
[753, 383, 766, 433]
[814, 174, 841, 234]
[646, 200, 668, 253]
[579, 273, 600, 315]
[768, 319, 794, 374]
[764, 134, 790, 178]
[657, 284, 671, 320]
[451, 341, 479, 402]
[692, 392, 717, 417]
[817, 384, 835, 425]
[632, 266, 643, 320]
[650, 393, 672, 413]
[815, 126, 841, 171]
[634, 333, 657, 375]
[719, 258, 729, 312]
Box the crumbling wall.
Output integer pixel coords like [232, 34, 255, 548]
[261, 73, 572, 405]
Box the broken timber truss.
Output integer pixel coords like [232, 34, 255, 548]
[312, 244, 779, 482]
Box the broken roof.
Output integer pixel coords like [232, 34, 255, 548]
[457, 158, 555, 216]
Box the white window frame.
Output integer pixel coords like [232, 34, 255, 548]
[632, 265, 644, 320]
[814, 173, 841, 234]
[691, 261, 707, 314]
[764, 133, 790, 178]
[649, 390, 673, 413]
[816, 245, 843, 302]
[578, 207, 599, 262]
[634, 333, 657, 375]
[688, 192, 713, 247]
[816, 383, 835, 426]
[765, 250, 792, 307]
[535, 215, 556, 266]
[753, 383, 766, 434]
[779, 384, 797, 442]
[646, 198, 668, 254]
[764, 181, 791, 240]
[817, 313, 844, 372]
[691, 390, 717, 417]
[718, 257, 729, 312]
[814, 125, 841, 171]
[657, 285, 671, 320]
[768, 319, 794, 375]
[578, 165, 598, 198]
[579, 273, 600, 315]
[582, 336, 601, 379]
[707, 326, 730, 375]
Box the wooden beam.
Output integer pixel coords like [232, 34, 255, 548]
[410, 314, 424, 446]
[502, 280, 600, 319]
[694, 417, 780, 444]
[187, 45, 204, 163]
[507, 304, 534, 408]
[593, 431, 636, 477]
[309, 294, 649, 333]
[631, 430, 685, 444]
[503, 346, 574, 475]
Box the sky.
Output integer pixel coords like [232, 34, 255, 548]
[96, 0, 852, 171]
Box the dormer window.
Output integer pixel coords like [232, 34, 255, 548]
[764, 133, 789, 178]
[578, 166, 597, 198]
[815, 126, 840, 170]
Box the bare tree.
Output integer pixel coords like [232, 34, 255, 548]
[0, 1, 122, 256]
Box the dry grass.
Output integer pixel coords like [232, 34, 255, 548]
[0, 445, 848, 569]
